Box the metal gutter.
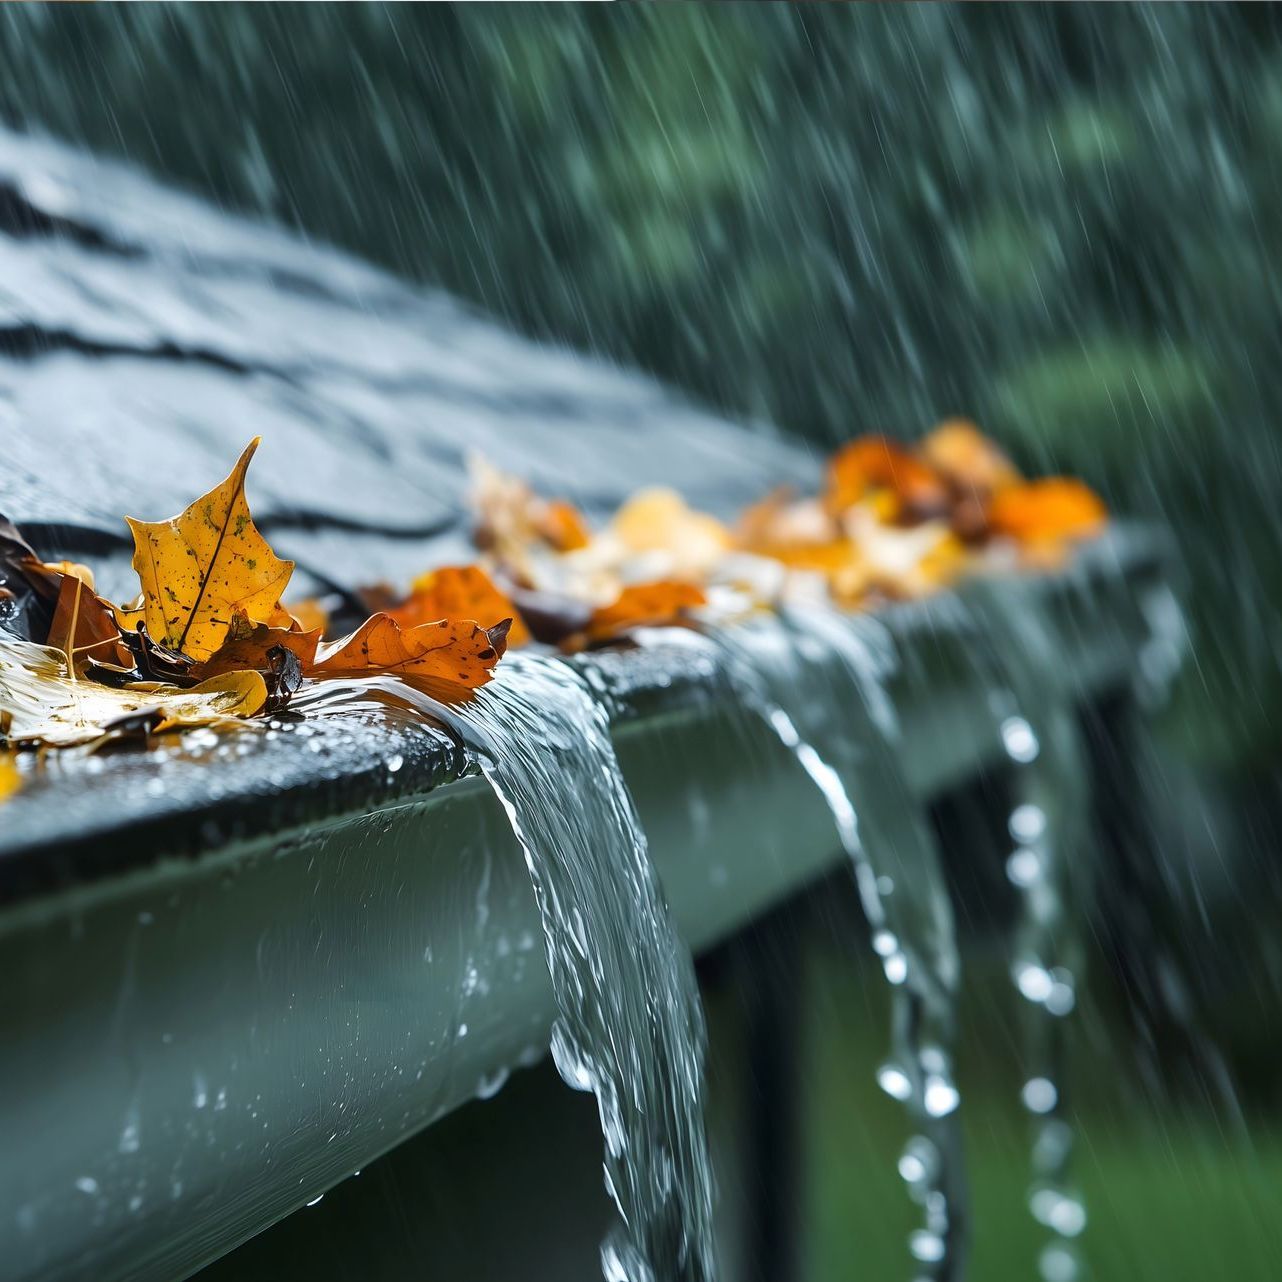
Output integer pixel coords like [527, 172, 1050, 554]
[0, 528, 1171, 1282]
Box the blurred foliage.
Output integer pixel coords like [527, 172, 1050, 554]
[1, 3, 1280, 769]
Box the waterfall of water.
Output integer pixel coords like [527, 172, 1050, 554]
[706, 609, 967, 1281]
[293, 654, 717, 1281]
[440, 655, 717, 1282]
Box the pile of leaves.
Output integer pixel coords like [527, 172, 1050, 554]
[0, 423, 1104, 780]
[0, 439, 513, 755]
[465, 420, 1106, 644]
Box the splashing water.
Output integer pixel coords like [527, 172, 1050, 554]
[706, 608, 967, 1280]
[437, 655, 716, 1282]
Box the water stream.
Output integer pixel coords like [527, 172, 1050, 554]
[412, 656, 714, 1282]
[706, 609, 967, 1281]
[954, 584, 1092, 1282]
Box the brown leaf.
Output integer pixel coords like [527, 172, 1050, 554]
[0, 514, 64, 641]
[125, 437, 294, 661]
[918, 420, 1021, 497]
[190, 609, 320, 679]
[308, 613, 511, 702]
[391, 565, 531, 648]
[46, 575, 133, 672]
[584, 580, 706, 645]
[826, 436, 951, 523]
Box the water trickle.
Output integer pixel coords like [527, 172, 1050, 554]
[960, 583, 1091, 1282]
[439, 656, 716, 1282]
[706, 608, 966, 1280]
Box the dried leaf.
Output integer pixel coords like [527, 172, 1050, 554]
[541, 500, 591, 552]
[392, 564, 531, 647]
[0, 514, 63, 641]
[286, 597, 330, 636]
[125, 437, 294, 661]
[826, 436, 950, 522]
[0, 635, 266, 747]
[609, 489, 731, 568]
[469, 456, 589, 579]
[0, 750, 18, 804]
[584, 580, 707, 645]
[987, 478, 1107, 545]
[190, 609, 320, 679]
[918, 420, 1021, 496]
[46, 575, 133, 672]
[309, 613, 511, 702]
[508, 583, 593, 646]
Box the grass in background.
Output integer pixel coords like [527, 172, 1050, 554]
[800, 940, 1282, 1281]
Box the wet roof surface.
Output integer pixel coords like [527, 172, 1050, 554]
[0, 126, 818, 601]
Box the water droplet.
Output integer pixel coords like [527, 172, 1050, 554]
[877, 1064, 913, 1101]
[909, 1229, 946, 1263]
[923, 1076, 960, 1118]
[386, 753, 404, 774]
[475, 1068, 510, 1100]
[1001, 716, 1040, 763]
[1009, 803, 1046, 842]
[1022, 1077, 1058, 1114]
[1007, 848, 1042, 887]
[74, 1177, 99, 1196]
[1017, 964, 1055, 1003]
[872, 929, 898, 957]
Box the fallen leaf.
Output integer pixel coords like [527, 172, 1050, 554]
[0, 514, 64, 641]
[508, 583, 593, 646]
[46, 575, 133, 672]
[125, 437, 294, 661]
[287, 597, 330, 637]
[309, 613, 511, 702]
[609, 488, 731, 571]
[919, 420, 1021, 496]
[0, 750, 18, 803]
[987, 478, 1107, 545]
[0, 635, 267, 747]
[190, 609, 320, 679]
[392, 565, 531, 648]
[584, 580, 707, 645]
[469, 456, 588, 580]
[541, 500, 592, 552]
[826, 436, 951, 522]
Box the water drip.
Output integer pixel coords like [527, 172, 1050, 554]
[705, 608, 967, 1280]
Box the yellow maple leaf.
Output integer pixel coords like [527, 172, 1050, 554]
[125, 437, 294, 661]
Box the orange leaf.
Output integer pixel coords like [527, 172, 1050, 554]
[919, 420, 1021, 496]
[287, 597, 330, 636]
[309, 613, 511, 702]
[125, 437, 294, 661]
[540, 500, 592, 553]
[987, 478, 1107, 545]
[46, 575, 132, 672]
[395, 565, 531, 648]
[189, 609, 320, 680]
[584, 580, 706, 645]
[826, 436, 950, 521]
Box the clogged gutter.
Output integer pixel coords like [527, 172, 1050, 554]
[0, 420, 1105, 781]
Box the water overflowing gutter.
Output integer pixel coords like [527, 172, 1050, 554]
[0, 527, 1171, 1282]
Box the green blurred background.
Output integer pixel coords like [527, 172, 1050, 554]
[2, 5, 1278, 1277]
